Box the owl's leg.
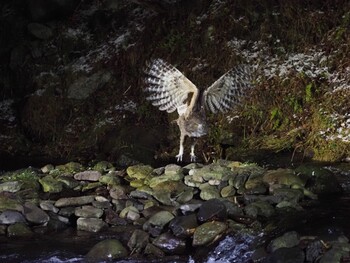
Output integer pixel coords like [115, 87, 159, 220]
[176, 133, 185, 162]
[190, 141, 197, 162]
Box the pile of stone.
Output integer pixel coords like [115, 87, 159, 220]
[0, 160, 348, 262]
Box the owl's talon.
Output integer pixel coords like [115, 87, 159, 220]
[190, 154, 196, 162]
[176, 154, 183, 162]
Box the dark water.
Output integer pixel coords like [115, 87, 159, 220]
[1, 156, 350, 263]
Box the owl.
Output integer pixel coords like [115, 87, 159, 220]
[144, 59, 253, 162]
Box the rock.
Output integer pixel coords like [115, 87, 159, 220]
[197, 199, 227, 223]
[192, 221, 227, 246]
[105, 209, 128, 226]
[27, 23, 53, 40]
[245, 201, 275, 218]
[86, 239, 128, 261]
[77, 218, 107, 232]
[169, 214, 198, 238]
[56, 176, 80, 189]
[99, 174, 120, 186]
[144, 243, 165, 257]
[179, 201, 203, 213]
[55, 162, 84, 174]
[152, 232, 186, 254]
[82, 182, 102, 192]
[92, 200, 111, 209]
[263, 169, 304, 187]
[128, 229, 149, 253]
[39, 175, 63, 193]
[58, 207, 76, 217]
[199, 183, 220, 200]
[143, 211, 175, 236]
[55, 195, 95, 207]
[264, 247, 304, 263]
[245, 172, 265, 190]
[41, 164, 54, 174]
[0, 210, 26, 224]
[7, 223, 33, 238]
[149, 173, 184, 188]
[268, 231, 300, 252]
[23, 202, 50, 224]
[109, 185, 128, 199]
[220, 185, 236, 198]
[127, 164, 153, 179]
[93, 161, 115, 173]
[273, 188, 304, 203]
[0, 181, 21, 193]
[119, 206, 140, 221]
[298, 166, 342, 195]
[74, 171, 102, 181]
[39, 200, 59, 213]
[320, 241, 350, 263]
[75, 206, 104, 218]
[164, 164, 183, 176]
[305, 240, 323, 262]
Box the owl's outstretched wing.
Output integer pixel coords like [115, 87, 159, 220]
[144, 59, 198, 116]
[203, 65, 253, 113]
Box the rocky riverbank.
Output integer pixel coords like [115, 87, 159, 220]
[0, 160, 349, 262]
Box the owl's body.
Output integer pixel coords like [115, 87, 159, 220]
[144, 59, 253, 162]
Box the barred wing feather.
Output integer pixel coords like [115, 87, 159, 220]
[203, 65, 253, 113]
[144, 59, 198, 115]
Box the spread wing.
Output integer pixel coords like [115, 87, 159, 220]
[203, 65, 253, 113]
[144, 59, 198, 116]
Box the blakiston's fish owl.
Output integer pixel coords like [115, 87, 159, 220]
[144, 59, 253, 162]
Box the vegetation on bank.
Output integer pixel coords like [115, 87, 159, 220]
[0, 0, 349, 165]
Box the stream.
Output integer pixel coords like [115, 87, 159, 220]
[0, 155, 350, 263]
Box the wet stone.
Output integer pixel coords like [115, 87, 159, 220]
[86, 239, 128, 261]
[56, 176, 80, 189]
[273, 188, 304, 203]
[105, 209, 128, 226]
[23, 202, 50, 224]
[75, 205, 103, 218]
[263, 169, 304, 186]
[58, 207, 76, 217]
[120, 206, 140, 221]
[199, 183, 220, 200]
[152, 232, 186, 254]
[127, 164, 153, 180]
[38, 175, 63, 193]
[77, 217, 107, 232]
[268, 231, 300, 252]
[144, 243, 165, 257]
[0, 210, 26, 224]
[245, 201, 275, 218]
[265, 247, 304, 263]
[164, 164, 183, 176]
[127, 229, 149, 253]
[0, 181, 21, 193]
[99, 174, 120, 186]
[143, 210, 175, 236]
[7, 223, 33, 238]
[55, 195, 95, 207]
[192, 221, 227, 246]
[169, 213, 198, 238]
[74, 170, 101, 181]
[109, 185, 128, 199]
[40, 200, 59, 213]
[197, 199, 227, 223]
[92, 200, 111, 209]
